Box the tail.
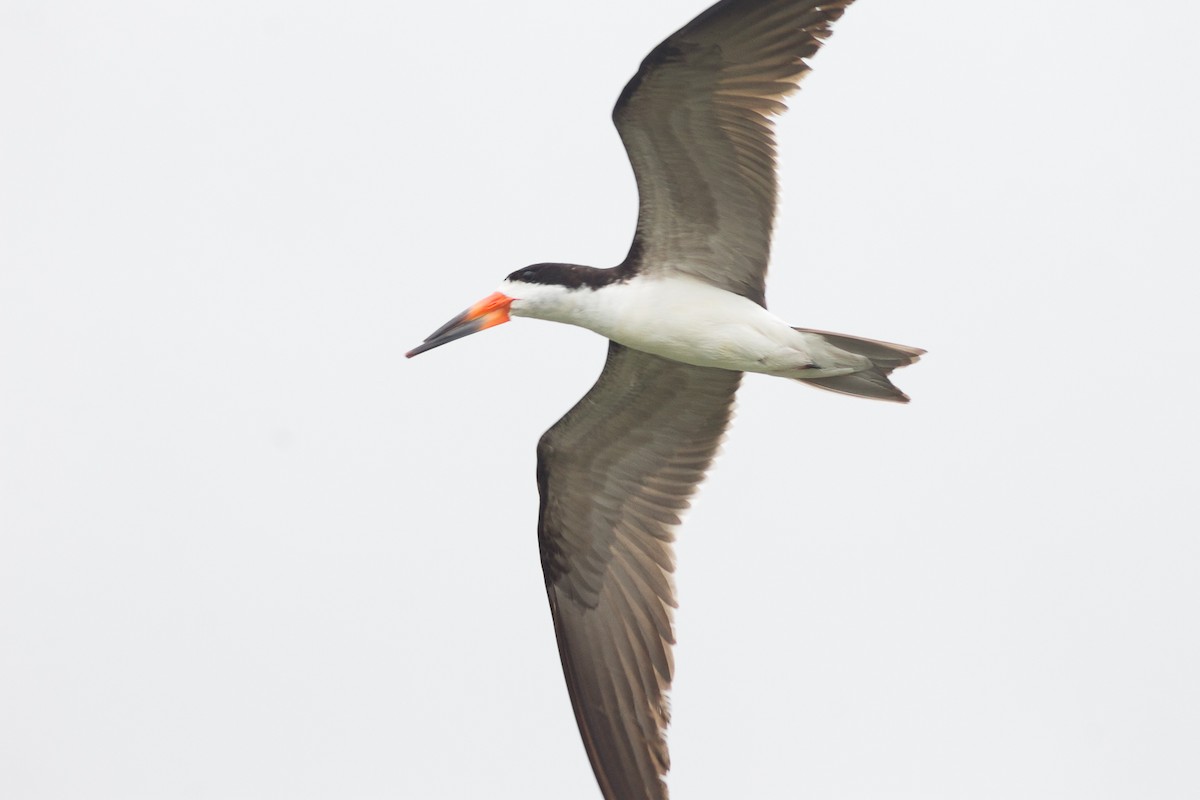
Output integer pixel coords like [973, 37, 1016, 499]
[794, 327, 925, 404]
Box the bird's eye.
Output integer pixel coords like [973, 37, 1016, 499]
[521, 270, 536, 281]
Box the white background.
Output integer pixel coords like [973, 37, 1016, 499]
[3, 1, 1198, 798]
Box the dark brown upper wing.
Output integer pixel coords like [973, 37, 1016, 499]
[614, 0, 857, 306]
[538, 343, 741, 800]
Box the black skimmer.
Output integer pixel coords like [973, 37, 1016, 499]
[407, 0, 923, 797]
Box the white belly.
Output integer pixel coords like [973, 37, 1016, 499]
[573, 276, 812, 374]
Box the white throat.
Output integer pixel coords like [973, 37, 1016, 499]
[503, 274, 823, 375]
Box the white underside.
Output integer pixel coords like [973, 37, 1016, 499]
[507, 274, 869, 378]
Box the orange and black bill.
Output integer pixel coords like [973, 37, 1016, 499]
[405, 292, 512, 358]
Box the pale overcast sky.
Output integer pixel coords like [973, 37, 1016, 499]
[2, 1, 1198, 798]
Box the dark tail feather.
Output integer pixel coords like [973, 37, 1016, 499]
[794, 328, 925, 404]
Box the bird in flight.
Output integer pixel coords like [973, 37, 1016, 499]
[407, 0, 922, 797]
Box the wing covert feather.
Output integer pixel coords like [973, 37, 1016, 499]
[614, 0, 857, 306]
[538, 343, 740, 800]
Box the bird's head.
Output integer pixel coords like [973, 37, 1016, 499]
[405, 264, 588, 358]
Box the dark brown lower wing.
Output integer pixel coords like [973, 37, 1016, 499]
[537, 343, 741, 799]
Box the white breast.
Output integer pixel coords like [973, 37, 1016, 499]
[569, 275, 812, 373]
